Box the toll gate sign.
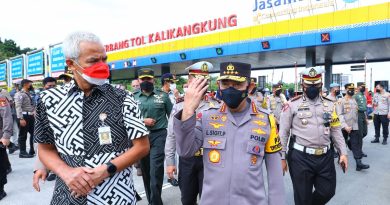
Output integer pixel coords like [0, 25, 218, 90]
[11, 58, 23, 79]
[27, 51, 44, 76]
[0, 63, 6, 81]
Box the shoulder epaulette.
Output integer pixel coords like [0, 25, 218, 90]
[323, 96, 333, 102]
[290, 95, 302, 102]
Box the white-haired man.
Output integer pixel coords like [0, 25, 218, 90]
[35, 31, 150, 205]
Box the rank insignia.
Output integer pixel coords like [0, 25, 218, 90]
[209, 150, 221, 163]
[210, 114, 220, 121]
[256, 114, 265, 119]
[221, 115, 227, 122]
[253, 120, 266, 126]
[251, 155, 258, 165]
[208, 140, 222, 147]
[196, 112, 203, 120]
[209, 122, 224, 129]
[252, 128, 266, 135]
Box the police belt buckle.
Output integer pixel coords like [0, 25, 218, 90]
[314, 148, 324, 155]
[194, 148, 203, 157]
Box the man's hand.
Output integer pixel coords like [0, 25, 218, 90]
[33, 169, 48, 192]
[387, 113, 390, 119]
[166, 165, 177, 179]
[144, 118, 156, 127]
[83, 165, 109, 187]
[59, 167, 95, 197]
[182, 78, 209, 121]
[339, 155, 348, 172]
[344, 127, 352, 133]
[281, 159, 288, 175]
[1, 138, 10, 147]
[20, 119, 27, 127]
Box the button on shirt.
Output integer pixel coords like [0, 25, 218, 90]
[134, 89, 173, 131]
[34, 82, 149, 205]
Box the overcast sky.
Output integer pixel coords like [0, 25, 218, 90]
[1, 0, 389, 88]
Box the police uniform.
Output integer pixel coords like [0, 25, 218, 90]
[161, 73, 178, 104]
[270, 84, 287, 125]
[165, 61, 217, 205]
[327, 83, 344, 158]
[340, 83, 369, 171]
[280, 67, 347, 205]
[372, 89, 390, 144]
[14, 79, 35, 158]
[354, 82, 368, 138]
[173, 62, 285, 205]
[0, 94, 13, 200]
[133, 68, 173, 205]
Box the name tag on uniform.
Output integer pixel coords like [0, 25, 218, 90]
[98, 126, 112, 145]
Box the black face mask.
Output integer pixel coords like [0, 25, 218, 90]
[304, 86, 320, 100]
[275, 90, 282, 96]
[335, 90, 340, 96]
[360, 87, 365, 93]
[140, 81, 154, 93]
[29, 86, 34, 91]
[220, 87, 248, 109]
[347, 90, 355, 96]
[376, 89, 381, 93]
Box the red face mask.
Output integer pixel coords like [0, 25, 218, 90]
[82, 61, 110, 79]
[74, 61, 110, 85]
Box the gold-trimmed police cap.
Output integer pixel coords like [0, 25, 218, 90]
[185, 61, 212, 79]
[345, 83, 355, 90]
[138, 68, 154, 79]
[217, 62, 251, 82]
[300, 67, 324, 84]
[357, 82, 366, 87]
[272, 83, 282, 91]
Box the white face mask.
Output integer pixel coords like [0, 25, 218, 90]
[73, 61, 108, 86]
[169, 83, 177, 91]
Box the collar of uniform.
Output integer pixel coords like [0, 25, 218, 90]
[219, 98, 258, 114]
[140, 89, 157, 97]
[303, 95, 322, 105]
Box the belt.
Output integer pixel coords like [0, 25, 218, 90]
[194, 148, 203, 157]
[293, 143, 330, 156]
[22, 112, 34, 115]
[358, 110, 366, 113]
[149, 128, 166, 133]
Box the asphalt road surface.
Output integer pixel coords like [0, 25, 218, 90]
[2, 122, 390, 205]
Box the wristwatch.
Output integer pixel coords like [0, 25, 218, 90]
[105, 162, 117, 177]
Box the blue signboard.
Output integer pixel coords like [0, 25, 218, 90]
[27, 51, 44, 76]
[50, 45, 65, 72]
[0, 63, 6, 81]
[11, 58, 23, 79]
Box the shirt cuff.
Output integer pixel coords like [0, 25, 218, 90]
[165, 158, 176, 166]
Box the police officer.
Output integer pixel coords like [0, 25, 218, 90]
[165, 61, 218, 205]
[14, 79, 35, 158]
[257, 87, 271, 110]
[0, 92, 13, 200]
[173, 62, 285, 205]
[371, 83, 390, 144]
[340, 83, 369, 171]
[134, 68, 173, 205]
[270, 83, 287, 128]
[327, 83, 341, 102]
[161, 73, 179, 104]
[280, 67, 348, 205]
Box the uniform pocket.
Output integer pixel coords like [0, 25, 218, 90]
[203, 137, 226, 167]
[247, 141, 264, 170]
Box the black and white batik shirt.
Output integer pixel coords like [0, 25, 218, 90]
[35, 81, 149, 205]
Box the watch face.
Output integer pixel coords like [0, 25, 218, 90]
[107, 163, 117, 175]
